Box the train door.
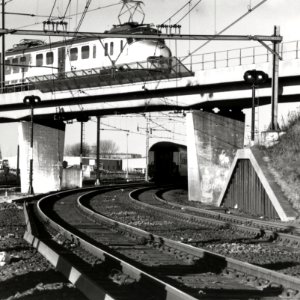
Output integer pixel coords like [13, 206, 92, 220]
[58, 47, 66, 77]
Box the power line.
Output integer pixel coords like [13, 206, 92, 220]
[181, 0, 268, 62]
[48, 0, 58, 21]
[162, 1, 191, 25]
[14, 2, 120, 30]
[75, 0, 92, 33]
[175, 0, 203, 25]
[62, 0, 72, 21]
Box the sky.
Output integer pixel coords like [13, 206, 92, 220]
[1, 0, 300, 158]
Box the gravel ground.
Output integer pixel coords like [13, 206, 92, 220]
[0, 198, 87, 300]
[89, 189, 300, 277]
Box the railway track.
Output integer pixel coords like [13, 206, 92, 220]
[155, 187, 300, 235]
[24, 184, 300, 299]
[125, 187, 300, 276]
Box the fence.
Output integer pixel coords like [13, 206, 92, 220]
[181, 40, 300, 71]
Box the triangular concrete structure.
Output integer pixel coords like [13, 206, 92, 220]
[217, 148, 298, 221]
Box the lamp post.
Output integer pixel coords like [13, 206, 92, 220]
[23, 95, 41, 194]
[243, 70, 268, 142]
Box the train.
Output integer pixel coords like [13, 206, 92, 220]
[148, 142, 187, 184]
[4, 22, 172, 86]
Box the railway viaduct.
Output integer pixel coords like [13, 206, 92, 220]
[1, 45, 300, 220]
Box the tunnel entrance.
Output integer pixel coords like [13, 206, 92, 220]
[148, 142, 187, 184]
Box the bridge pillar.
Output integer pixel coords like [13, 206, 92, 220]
[186, 110, 244, 204]
[18, 121, 65, 194]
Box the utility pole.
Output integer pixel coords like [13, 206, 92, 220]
[95, 116, 100, 185]
[126, 132, 129, 180]
[145, 115, 149, 181]
[1, 0, 5, 92]
[270, 25, 280, 131]
[80, 122, 83, 170]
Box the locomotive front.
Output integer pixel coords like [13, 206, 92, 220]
[114, 23, 172, 68]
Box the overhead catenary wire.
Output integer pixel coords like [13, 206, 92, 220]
[181, 0, 268, 62]
[162, 1, 191, 25]
[15, 2, 120, 30]
[61, 0, 72, 21]
[48, 0, 58, 21]
[174, 0, 203, 25]
[74, 0, 92, 34]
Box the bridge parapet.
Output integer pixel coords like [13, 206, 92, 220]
[0, 57, 193, 94]
[182, 40, 300, 72]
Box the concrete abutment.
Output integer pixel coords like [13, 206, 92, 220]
[186, 110, 245, 204]
[18, 120, 65, 193]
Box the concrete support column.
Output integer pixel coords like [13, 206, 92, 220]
[186, 111, 244, 204]
[18, 121, 65, 193]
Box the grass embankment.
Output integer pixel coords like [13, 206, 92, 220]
[264, 112, 300, 211]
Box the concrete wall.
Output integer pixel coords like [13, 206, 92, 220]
[186, 111, 244, 204]
[18, 121, 65, 193]
[61, 168, 82, 189]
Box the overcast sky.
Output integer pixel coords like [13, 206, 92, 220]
[1, 0, 300, 158]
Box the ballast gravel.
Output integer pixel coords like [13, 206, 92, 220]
[0, 200, 87, 300]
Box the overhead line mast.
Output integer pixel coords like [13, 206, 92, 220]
[1, 0, 5, 92]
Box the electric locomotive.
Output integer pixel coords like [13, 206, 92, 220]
[4, 22, 172, 86]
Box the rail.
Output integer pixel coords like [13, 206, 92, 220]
[181, 40, 300, 71]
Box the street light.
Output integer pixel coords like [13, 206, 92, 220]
[243, 69, 268, 142]
[23, 95, 41, 194]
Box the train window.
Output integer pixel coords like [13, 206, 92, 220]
[127, 38, 133, 45]
[81, 45, 89, 59]
[93, 45, 96, 58]
[12, 58, 19, 73]
[70, 48, 78, 61]
[20, 56, 28, 72]
[4, 59, 11, 75]
[104, 43, 108, 56]
[46, 52, 54, 65]
[110, 42, 114, 55]
[36, 53, 43, 67]
[120, 40, 124, 52]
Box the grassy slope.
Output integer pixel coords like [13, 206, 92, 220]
[264, 119, 300, 211]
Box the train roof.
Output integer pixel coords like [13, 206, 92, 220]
[6, 22, 161, 56]
[149, 142, 187, 151]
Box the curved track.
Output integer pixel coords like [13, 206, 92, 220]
[23, 184, 300, 299]
[127, 187, 300, 276]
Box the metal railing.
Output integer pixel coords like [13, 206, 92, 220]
[0, 57, 193, 94]
[181, 40, 300, 71]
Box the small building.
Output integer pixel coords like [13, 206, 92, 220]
[121, 157, 146, 173]
[63, 156, 123, 177]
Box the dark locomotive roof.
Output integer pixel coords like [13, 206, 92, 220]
[149, 141, 186, 151]
[108, 22, 160, 35]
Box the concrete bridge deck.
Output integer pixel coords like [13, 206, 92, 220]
[0, 40, 300, 122]
[0, 57, 300, 122]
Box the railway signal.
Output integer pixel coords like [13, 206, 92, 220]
[243, 69, 268, 142]
[23, 95, 41, 195]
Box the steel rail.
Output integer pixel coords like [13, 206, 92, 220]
[0, 28, 283, 42]
[129, 186, 265, 236]
[77, 186, 300, 297]
[154, 188, 300, 247]
[30, 186, 198, 300]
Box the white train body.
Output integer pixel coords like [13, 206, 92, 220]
[4, 23, 172, 85]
